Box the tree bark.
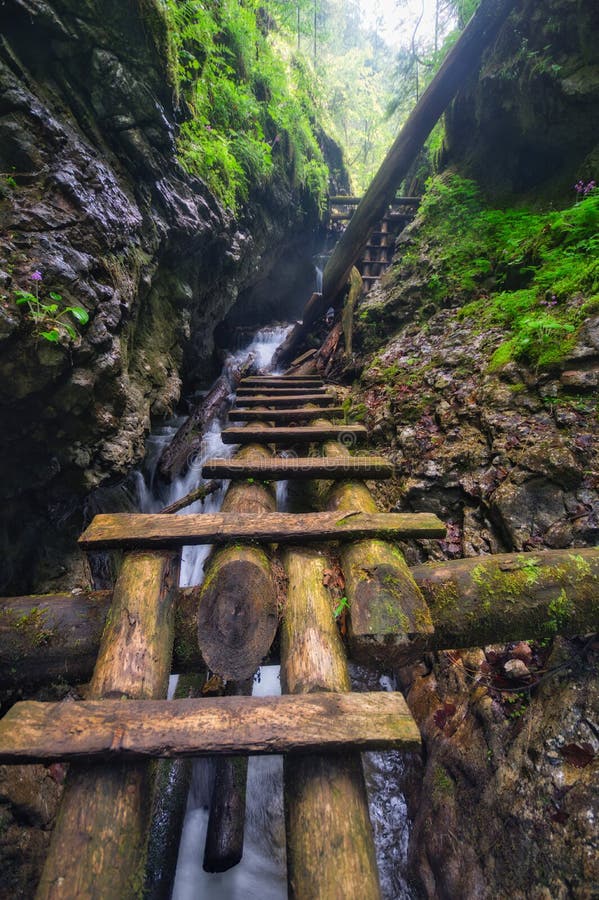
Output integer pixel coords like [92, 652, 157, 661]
[144, 674, 205, 900]
[321, 436, 435, 659]
[281, 547, 382, 900]
[197, 441, 278, 682]
[36, 550, 180, 900]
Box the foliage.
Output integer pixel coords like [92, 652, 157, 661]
[163, 0, 328, 212]
[394, 173, 599, 369]
[14, 272, 89, 344]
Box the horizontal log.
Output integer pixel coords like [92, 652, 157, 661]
[234, 393, 338, 408]
[79, 511, 447, 550]
[328, 195, 421, 205]
[201, 456, 393, 480]
[221, 425, 367, 445]
[2, 552, 597, 694]
[288, 348, 318, 368]
[228, 407, 345, 422]
[0, 692, 421, 762]
[237, 386, 329, 396]
[239, 377, 323, 387]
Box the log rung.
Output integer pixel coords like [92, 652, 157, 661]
[236, 386, 330, 396]
[234, 394, 338, 408]
[0, 692, 421, 762]
[240, 378, 324, 386]
[222, 425, 367, 445]
[228, 407, 345, 422]
[202, 456, 394, 480]
[78, 511, 446, 550]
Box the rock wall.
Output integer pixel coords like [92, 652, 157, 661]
[445, 0, 599, 199]
[0, 0, 324, 593]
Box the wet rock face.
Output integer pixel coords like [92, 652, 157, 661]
[445, 0, 599, 197]
[0, 1, 317, 593]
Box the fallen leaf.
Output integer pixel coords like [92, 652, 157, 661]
[433, 702, 457, 730]
[560, 743, 594, 768]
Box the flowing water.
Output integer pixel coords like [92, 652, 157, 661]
[136, 325, 414, 899]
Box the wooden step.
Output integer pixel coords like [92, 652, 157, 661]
[288, 348, 317, 367]
[79, 511, 446, 550]
[237, 386, 330, 396]
[0, 692, 421, 763]
[202, 456, 394, 480]
[240, 377, 323, 386]
[221, 425, 367, 445]
[235, 394, 338, 408]
[228, 407, 345, 422]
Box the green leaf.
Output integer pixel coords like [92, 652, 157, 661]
[40, 330, 60, 342]
[334, 596, 349, 617]
[62, 322, 77, 339]
[68, 307, 89, 325]
[45, 304, 59, 313]
[15, 291, 35, 305]
[49, 292, 62, 302]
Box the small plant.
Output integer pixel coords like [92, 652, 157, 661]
[333, 596, 349, 618]
[14, 271, 89, 343]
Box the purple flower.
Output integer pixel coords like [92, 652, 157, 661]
[30, 271, 43, 281]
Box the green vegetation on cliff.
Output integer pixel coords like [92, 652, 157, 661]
[161, 0, 329, 212]
[393, 173, 599, 369]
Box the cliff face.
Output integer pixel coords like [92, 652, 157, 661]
[445, 0, 599, 198]
[0, 0, 326, 593]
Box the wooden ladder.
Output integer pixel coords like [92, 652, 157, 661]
[1, 374, 445, 899]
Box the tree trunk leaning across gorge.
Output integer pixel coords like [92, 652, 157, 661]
[320, 0, 517, 309]
[36, 550, 180, 900]
[321, 433, 434, 660]
[2, 549, 598, 694]
[196, 441, 278, 682]
[280, 547, 381, 900]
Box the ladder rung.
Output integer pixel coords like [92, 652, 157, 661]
[202, 455, 394, 480]
[236, 386, 330, 396]
[222, 425, 367, 445]
[228, 407, 345, 422]
[235, 394, 337, 408]
[79, 511, 446, 550]
[0, 692, 421, 762]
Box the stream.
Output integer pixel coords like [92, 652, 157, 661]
[135, 326, 415, 900]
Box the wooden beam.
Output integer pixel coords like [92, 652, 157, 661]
[222, 424, 367, 445]
[281, 547, 384, 899]
[36, 550, 180, 900]
[237, 386, 329, 396]
[239, 377, 323, 387]
[320, 430, 434, 657]
[0, 692, 420, 762]
[234, 393, 338, 408]
[227, 406, 345, 422]
[201, 455, 393, 480]
[78, 511, 446, 551]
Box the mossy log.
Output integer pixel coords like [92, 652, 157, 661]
[197, 442, 278, 681]
[145, 674, 205, 900]
[281, 547, 382, 899]
[204, 677, 252, 874]
[4, 550, 597, 693]
[36, 550, 180, 900]
[322, 437, 434, 661]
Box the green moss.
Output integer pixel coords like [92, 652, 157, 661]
[432, 764, 454, 796]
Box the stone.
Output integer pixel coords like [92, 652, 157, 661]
[504, 659, 530, 679]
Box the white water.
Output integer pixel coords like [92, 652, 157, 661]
[136, 323, 414, 900]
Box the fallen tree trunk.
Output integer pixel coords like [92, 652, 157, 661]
[280, 547, 382, 899]
[36, 550, 180, 900]
[322, 0, 517, 308]
[3, 551, 597, 694]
